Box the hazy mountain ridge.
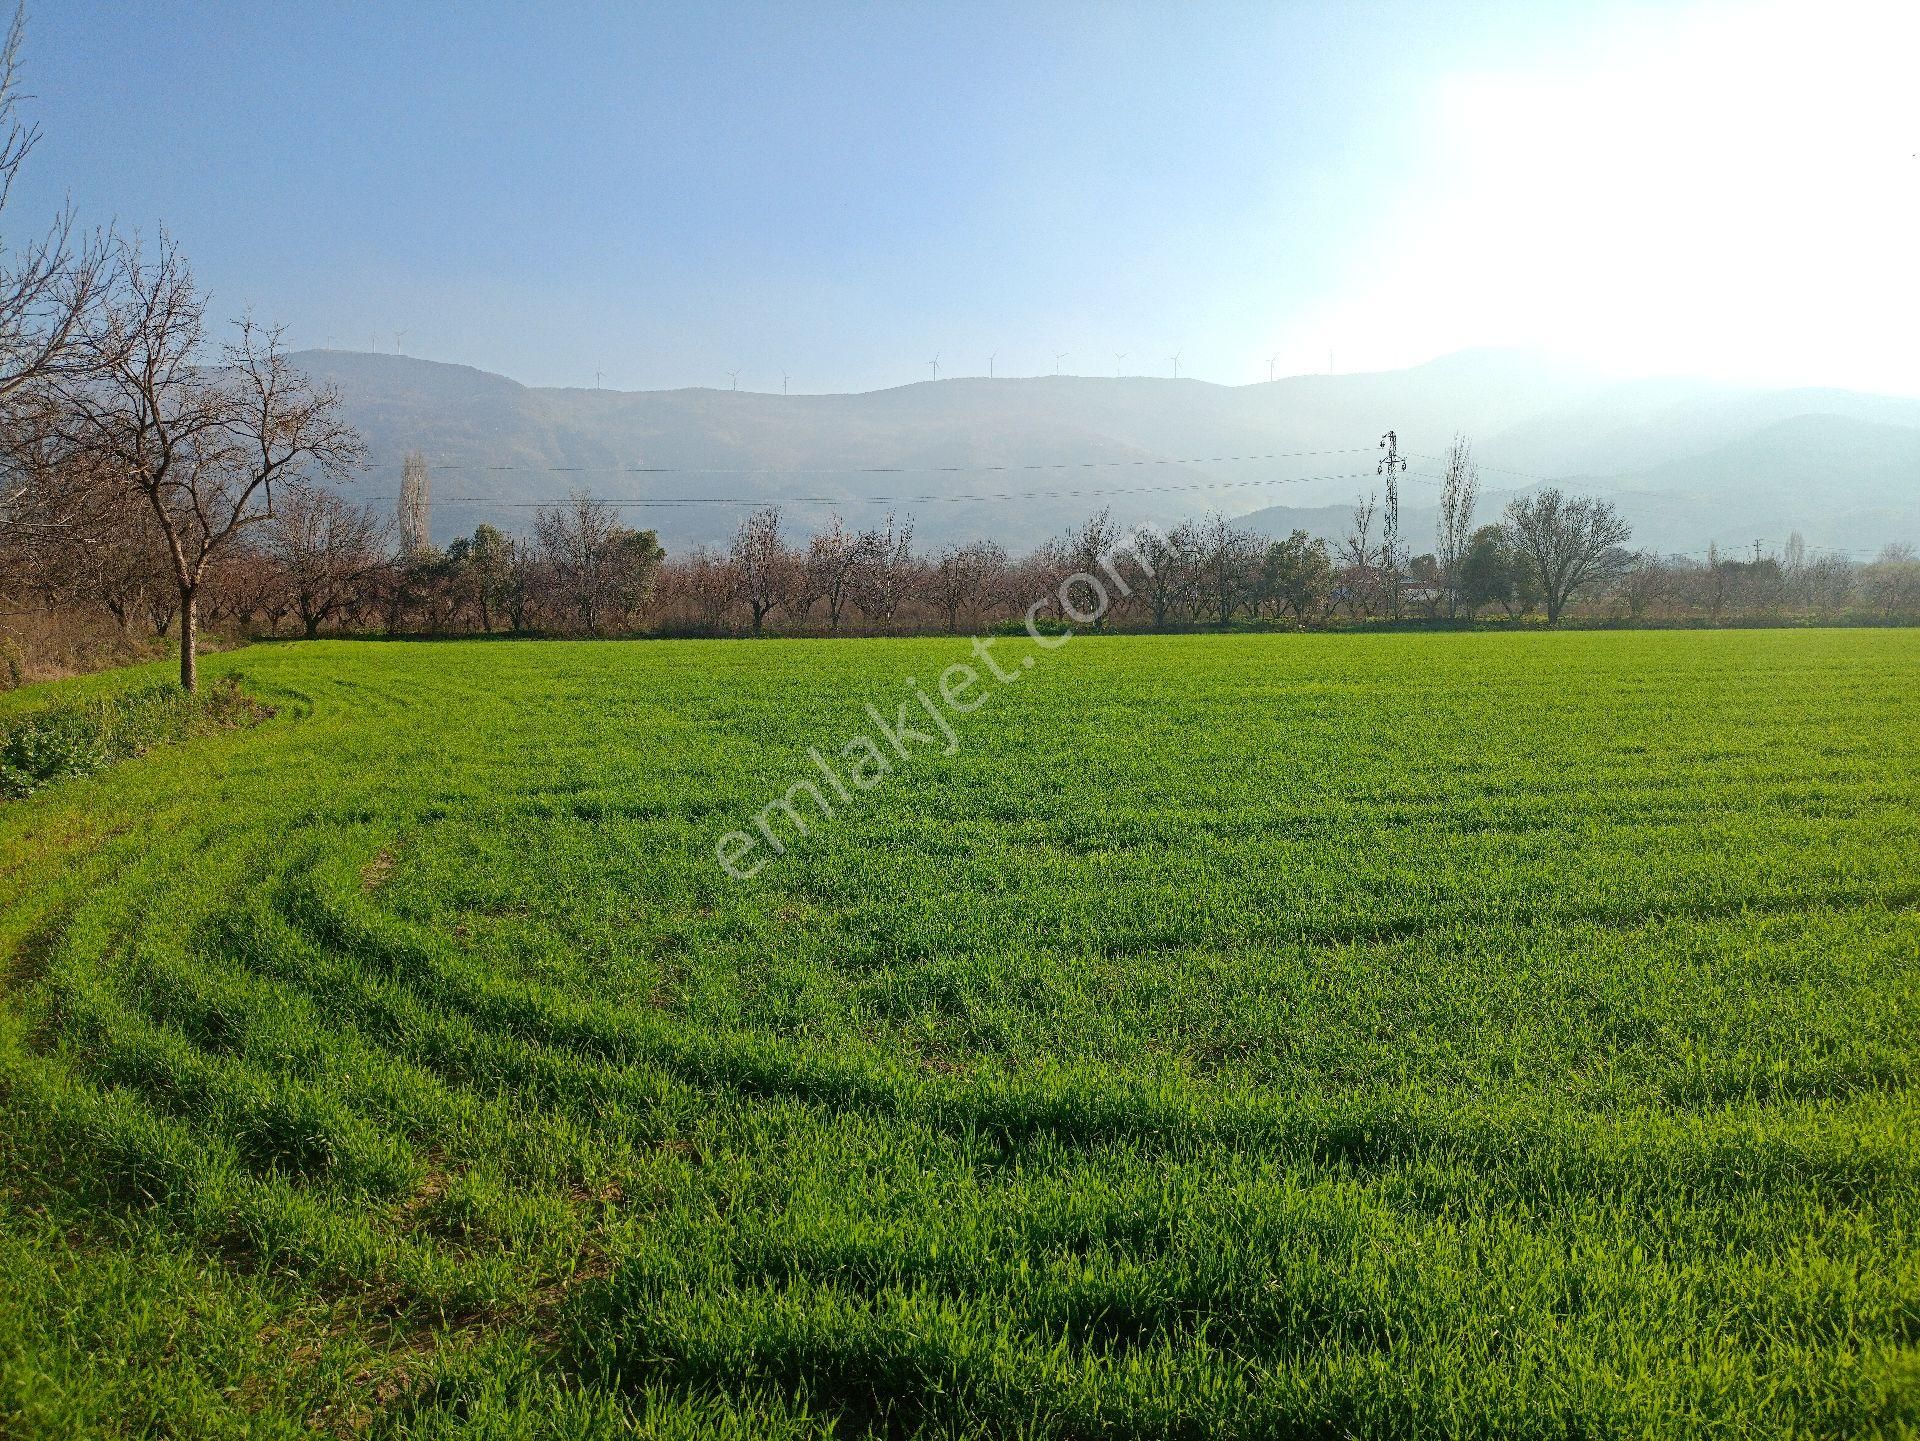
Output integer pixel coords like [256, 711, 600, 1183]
[293, 349, 1920, 557]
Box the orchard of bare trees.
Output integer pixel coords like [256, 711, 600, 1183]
[83, 493, 1919, 648]
[10, 441, 1920, 683]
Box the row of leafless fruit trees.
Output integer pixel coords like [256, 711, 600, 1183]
[29, 473, 1911, 654]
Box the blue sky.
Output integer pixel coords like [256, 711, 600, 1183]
[15, 1, 1917, 394]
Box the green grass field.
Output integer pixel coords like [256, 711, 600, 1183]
[2, 630, 1917, 1438]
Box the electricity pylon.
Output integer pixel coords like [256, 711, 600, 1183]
[1378, 430, 1407, 618]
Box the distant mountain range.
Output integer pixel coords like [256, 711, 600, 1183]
[292, 348, 1920, 560]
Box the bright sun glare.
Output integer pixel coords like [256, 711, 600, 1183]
[1289, 0, 1920, 394]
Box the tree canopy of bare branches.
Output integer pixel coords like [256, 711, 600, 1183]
[1436, 433, 1479, 618]
[851, 512, 916, 629]
[1127, 521, 1199, 627]
[266, 484, 389, 638]
[0, 9, 110, 409]
[1195, 512, 1258, 626]
[804, 515, 873, 634]
[929, 538, 1008, 633]
[0, 7, 122, 578]
[533, 489, 661, 635]
[731, 505, 792, 635]
[53, 238, 362, 688]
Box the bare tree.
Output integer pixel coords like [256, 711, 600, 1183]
[1864, 544, 1920, 620]
[1689, 545, 1729, 622]
[731, 505, 791, 634]
[804, 514, 872, 633]
[927, 538, 1007, 632]
[0, 9, 110, 406]
[1803, 553, 1855, 620]
[56, 238, 361, 688]
[534, 489, 629, 634]
[1336, 493, 1386, 618]
[69, 494, 172, 631]
[1436, 433, 1478, 618]
[1501, 488, 1632, 624]
[1612, 550, 1671, 621]
[1060, 508, 1122, 573]
[851, 511, 916, 631]
[1194, 511, 1256, 626]
[0, 8, 120, 572]
[682, 546, 736, 632]
[204, 540, 286, 636]
[499, 533, 540, 631]
[1124, 521, 1198, 627]
[266, 483, 389, 637]
[1781, 533, 1807, 583]
[1052, 507, 1116, 624]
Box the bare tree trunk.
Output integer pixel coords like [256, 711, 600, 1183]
[178, 585, 198, 692]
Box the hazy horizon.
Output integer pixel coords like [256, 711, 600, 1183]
[288, 342, 1920, 403]
[19, 1, 1919, 398]
[283, 342, 1920, 562]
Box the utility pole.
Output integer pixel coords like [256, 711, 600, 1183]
[398, 451, 431, 557]
[1378, 430, 1406, 619]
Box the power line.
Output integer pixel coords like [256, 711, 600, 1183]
[1715, 537, 1883, 559]
[345, 445, 1367, 479]
[1405, 450, 1580, 485]
[1413, 458, 1889, 560]
[360, 467, 1433, 511]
